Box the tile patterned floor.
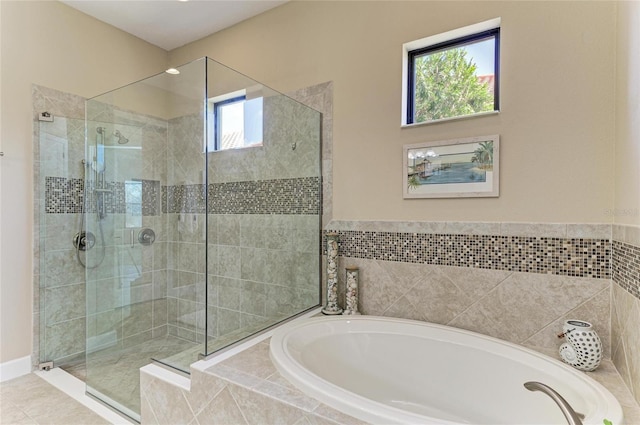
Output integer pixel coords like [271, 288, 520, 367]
[0, 373, 109, 425]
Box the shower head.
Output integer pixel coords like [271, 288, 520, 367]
[114, 130, 129, 144]
[96, 126, 105, 134]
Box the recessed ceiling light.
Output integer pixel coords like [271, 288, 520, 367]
[165, 68, 180, 75]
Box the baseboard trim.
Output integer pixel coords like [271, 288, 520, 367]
[0, 355, 31, 383]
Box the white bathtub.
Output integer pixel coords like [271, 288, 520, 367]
[269, 316, 623, 425]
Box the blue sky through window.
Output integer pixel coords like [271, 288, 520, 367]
[461, 37, 495, 76]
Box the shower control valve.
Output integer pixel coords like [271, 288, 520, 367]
[73, 231, 96, 251]
[138, 228, 156, 246]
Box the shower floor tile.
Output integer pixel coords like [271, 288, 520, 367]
[63, 334, 200, 416]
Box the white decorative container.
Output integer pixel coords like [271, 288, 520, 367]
[343, 267, 361, 315]
[558, 320, 602, 372]
[322, 232, 342, 315]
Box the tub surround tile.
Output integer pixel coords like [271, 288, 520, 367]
[142, 361, 362, 425]
[214, 342, 277, 381]
[499, 222, 568, 238]
[185, 369, 227, 416]
[613, 223, 640, 247]
[140, 371, 193, 425]
[260, 375, 333, 415]
[445, 221, 501, 235]
[612, 240, 640, 299]
[327, 220, 614, 240]
[196, 386, 248, 425]
[527, 275, 609, 319]
[326, 229, 610, 279]
[331, 256, 612, 355]
[229, 384, 307, 424]
[523, 287, 611, 357]
[611, 225, 640, 404]
[402, 267, 476, 324]
[464, 273, 563, 343]
[566, 223, 611, 239]
[337, 257, 422, 317]
[435, 265, 511, 299]
[611, 284, 640, 405]
[621, 404, 640, 425]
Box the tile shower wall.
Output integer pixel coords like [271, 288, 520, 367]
[164, 89, 323, 346]
[611, 224, 640, 405]
[164, 113, 206, 343]
[325, 221, 613, 358]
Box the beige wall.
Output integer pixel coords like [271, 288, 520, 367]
[615, 1, 640, 226]
[170, 1, 617, 223]
[0, 1, 168, 363]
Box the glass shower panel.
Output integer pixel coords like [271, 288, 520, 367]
[203, 58, 322, 356]
[38, 117, 87, 369]
[81, 56, 321, 420]
[85, 58, 206, 420]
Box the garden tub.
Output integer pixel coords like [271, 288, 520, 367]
[270, 316, 623, 424]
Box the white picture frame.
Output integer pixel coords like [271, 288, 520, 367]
[403, 134, 500, 198]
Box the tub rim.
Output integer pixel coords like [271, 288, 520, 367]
[269, 315, 624, 425]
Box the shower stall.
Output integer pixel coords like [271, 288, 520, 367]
[36, 57, 322, 420]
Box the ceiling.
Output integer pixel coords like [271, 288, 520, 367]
[61, 0, 288, 51]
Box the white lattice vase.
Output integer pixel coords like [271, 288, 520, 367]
[559, 320, 602, 372]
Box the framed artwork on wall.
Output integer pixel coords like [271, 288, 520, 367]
[403, 134, 499, 198]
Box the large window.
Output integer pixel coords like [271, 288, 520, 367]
[402, 19, 500, 125]
[207, 91, 263, 151]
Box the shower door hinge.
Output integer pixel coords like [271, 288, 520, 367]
[38, 112, 54, 122]
[38, 361, 54, 371]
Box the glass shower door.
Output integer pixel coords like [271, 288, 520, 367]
[84, 59, 207, 420]
[83, 118, 149, 419]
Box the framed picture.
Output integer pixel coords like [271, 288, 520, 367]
[403, 135, 499, 198]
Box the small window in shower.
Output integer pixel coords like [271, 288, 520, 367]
[207, 91, 263, 152]
[125, 180, 142, 228]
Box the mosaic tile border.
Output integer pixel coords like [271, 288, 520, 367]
[47, 176, 320, 216]
[162, 177, 321, 215]
[612, 240, 640, 300]
[324, 230, 611, 279]
[45, 176, 160, 216]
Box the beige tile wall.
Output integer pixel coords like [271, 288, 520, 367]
[335, 257, 612, 357]
[140, 342, 366, 425]
[612, 224, 640, 406]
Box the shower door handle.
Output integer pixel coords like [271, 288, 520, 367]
[130, 230, 135, 247]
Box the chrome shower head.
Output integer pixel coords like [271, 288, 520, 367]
[114, 130, 129, 144]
